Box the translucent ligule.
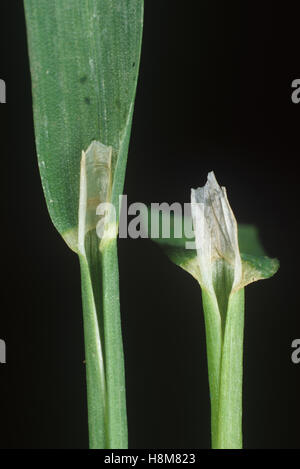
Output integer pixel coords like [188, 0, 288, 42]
[191, 171, 242, 294]
[85, 141, 112, 233]
[78, 141, 112, 254]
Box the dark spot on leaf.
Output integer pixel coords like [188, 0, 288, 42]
[80, 75, 87, 83]
[132, 62, 135, 67]
[84, 97, 91, 105]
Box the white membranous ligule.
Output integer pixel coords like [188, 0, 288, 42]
[85, 141, 112, 231]
[191, 172, 242, 296]
[78, 141, 113, 253]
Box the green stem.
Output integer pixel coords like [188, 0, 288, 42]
[201, 289, 222, 448]
[79, 253, 107, 449]
[202, 288, 245, 449]
[217, 288, 244, 449]
[79, 232, 127, 449]
[101, 237, 128, 449]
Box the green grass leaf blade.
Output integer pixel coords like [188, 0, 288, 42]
[241, 253, 279, 286]
[24, 0, 143, 249]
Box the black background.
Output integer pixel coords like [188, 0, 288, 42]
[0, 1, 299, 449]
